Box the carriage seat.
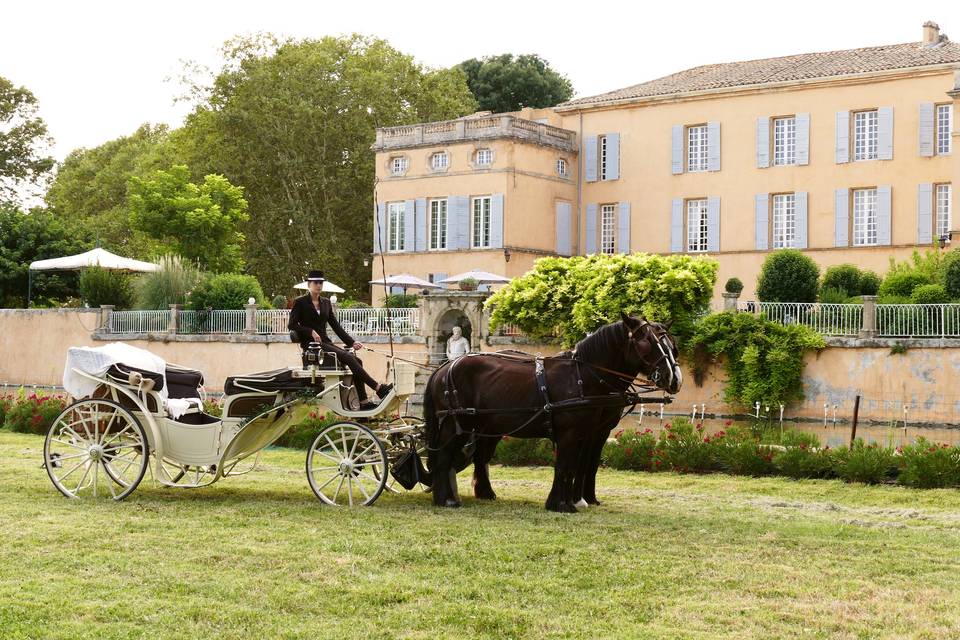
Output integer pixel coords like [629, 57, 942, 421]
[223, 368, 322, 397]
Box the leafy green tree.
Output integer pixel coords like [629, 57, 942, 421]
[0, 204, 92, 307]
[45, 123, 178, 260]
[756, 250, 819, 303]
[177, 34, 477, 297]
[128, 165, 248, 272]
[488, 253, 718, 347]
[0, 76, 55, 202]
[455, 54, 574, 113]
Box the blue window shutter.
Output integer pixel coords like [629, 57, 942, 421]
[450, 196, 470, 249]
[756, 118, 770, 168]
[403, 199, 416, 251]
[795, 191, 808, 249]
[555, 201, 572, 256]
[835, 111, 850, 163]
[706, 197, 720, 251]
[755, 194, 769, 250]
[796, 113, 810, 165]
[835, 189, 849, 246]
[618, 201, 631, 254]
[375, 203, 386, 252]
[917, 183, 933, 244]
[605, 133, 620, 180]
[434, 272, 448, 289]
[918, 103, 935, 157]
[445, 195, 455, 249]
[707, 121, 721, 171]
[878, 107, 894, 160]
[585, 204, 597, 254]
[584, 135, 598, 182]
[670, 199, 683, 253]
[671, 125, 684, 174]
[877, 185, 892, 245]
[414, 198, 427, 252]
[490, 193, 504, 248]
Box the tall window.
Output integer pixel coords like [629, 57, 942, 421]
[854, 110, 879, 161]
[472, 196, 491, 248]
[773, 117, 797, 166]
[600, 204, 616, 255]
[853, 188, 878, 246]
[387, 202, 405, 251]
[599, 135, 608, 180]
[431, 152, 449, 171]
[937, 184, 952, 240]
[937, 104, 953, 156]
[390, 156, 407, 175]
[687, 125, 708, 172]
[429, 199, 447, 250]
[475, 149, 492, 166]
[556, 158, 568, 176]
[772, 193, 796, 248]
[686, 199, 709, 252]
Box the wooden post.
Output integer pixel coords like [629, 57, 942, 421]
[850, 394, 861, 446]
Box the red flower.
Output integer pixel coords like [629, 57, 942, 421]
[666, 434, 676, 440]
[625, 447, 633, 456]
[643, 428, 653, 434]
[614, 430, 624, 440]
[664, 423, 672, 430]
[695, 423, 703, 432]
[799, 444, 807, 450]
[715, 430, 726, 438]
[724, 420, 732, 426]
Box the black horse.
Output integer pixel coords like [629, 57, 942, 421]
[423, 312, 682, 512]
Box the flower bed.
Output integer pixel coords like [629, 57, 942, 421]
[2, 390, 67, 436]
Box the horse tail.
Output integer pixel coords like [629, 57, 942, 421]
[423, 363, 445, 450]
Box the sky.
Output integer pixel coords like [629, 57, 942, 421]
[3, 0, 960, 162]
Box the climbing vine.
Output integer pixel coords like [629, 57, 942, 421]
[685, 312, 825, 409]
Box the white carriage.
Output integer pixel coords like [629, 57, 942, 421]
[43, 342, 426, 506]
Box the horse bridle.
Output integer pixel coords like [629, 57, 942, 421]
[626, 321, 679, 389]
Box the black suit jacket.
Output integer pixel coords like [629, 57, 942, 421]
[288, 294, 355, 348]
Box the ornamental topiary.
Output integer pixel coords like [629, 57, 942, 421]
[756, 250, 819, 303]
[858, 270, 881, 296]
[724, 277, 743, 294]
[819, 264, 862, 299]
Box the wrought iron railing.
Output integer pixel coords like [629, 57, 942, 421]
[109, 310, 171, 333]
[876, 304, 960, 338]
[737, 302, 862, 336]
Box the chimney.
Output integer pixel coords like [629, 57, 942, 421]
[922, 21, 940, 46]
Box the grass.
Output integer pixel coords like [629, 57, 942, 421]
[3, 430, 960, 639]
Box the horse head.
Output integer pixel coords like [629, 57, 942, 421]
[619, 312, 683, 394]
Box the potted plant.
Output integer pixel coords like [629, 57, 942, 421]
[458, 277, 479, 291]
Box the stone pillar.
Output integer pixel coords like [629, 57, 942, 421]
[722, 292, 740, 312]
[244, 303, 258, 335]
[455, 120, 466, 137]
[99, 305, 114, 333]
[414, 125, 424, 145]
[860, 295, 877, 338]
[168, 304, 180, 334]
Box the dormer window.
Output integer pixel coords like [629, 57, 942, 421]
[475, 148, 492, 166]
[430, 152, 449, 171]
[390, 156, 408, 176]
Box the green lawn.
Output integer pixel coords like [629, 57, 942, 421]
[3, 430, 960, 640]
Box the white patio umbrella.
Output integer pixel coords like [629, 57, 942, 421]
[369, 273, 442, 294]
[293, 280, 346, 293]
[438, 270, 512, 285]
[27, 247, 159, 306]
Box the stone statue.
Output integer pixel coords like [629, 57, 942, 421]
[446, 326, 471, 361]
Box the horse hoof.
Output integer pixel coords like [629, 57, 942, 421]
[444, 499, 461, 508]
[474, 489, 497, 501]
[574, 498, 589, 509]
[561, 502, 579, 513]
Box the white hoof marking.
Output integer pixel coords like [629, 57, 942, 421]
[574, 498, 589, 509]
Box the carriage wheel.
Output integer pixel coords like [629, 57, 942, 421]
[306, 421, 388, 506]
[43, 399, 149, 500]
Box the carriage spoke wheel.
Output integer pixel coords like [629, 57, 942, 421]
[44, 399, 149, 500]
[307, 421, 387, 506]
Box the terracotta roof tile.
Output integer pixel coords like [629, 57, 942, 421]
[562, 41, 960, 108]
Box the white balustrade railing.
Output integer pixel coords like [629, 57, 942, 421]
[109, 310, 171, 333]
[255, 309, 290, 334]
[334, 307, 420, 336]
[177, 309, 245, 334]
[737, 302, 863, 336]
[877, 304, 960, 338]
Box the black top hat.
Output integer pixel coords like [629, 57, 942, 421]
[305, 270, 325, 282]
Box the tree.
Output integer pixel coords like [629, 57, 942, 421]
[177, 34, 477, 297]
[755, 250, 819, 303]
[0, 204, 92, 307]
[45, 123, 178, 260]
[455, 54, 574, 113]
[0, 76, 55, 202]
[128, 165, 248, 273]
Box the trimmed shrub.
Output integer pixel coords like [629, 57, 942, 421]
[0, 396, 11, 427]
[271, 294, 288, 309]
[724, 277, 744, 294]
[944, 260, 960, 300]
[878, 272, 930, 302]
[5, 391, 67, 435]
[654, 418, 716, 473]
[756, 250, 820, 303]
[820, 264, 862, 298]
[135, 255, 202, 310]
[189, 273, 265, 310]
[898, 439, 960, 488]
[774, 445, 835, 479]
[911, 283, 950, 305]
[832, 440, 897, 484]
[818, 286, 850, 305]
[79, 267, 134, 308]
[859, 271, 881, 296]
[603, 428, 657, 471]
[492, 437, 555, 466]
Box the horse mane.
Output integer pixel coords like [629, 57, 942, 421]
[571, 321, 626, 364]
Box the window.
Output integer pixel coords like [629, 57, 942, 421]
[472, 196, 491, 248]
[599, 135, 608, 180]
[853, 110, 879, 161]
[600, 204, 616, 255]
[556, 158, 568, 176]
[772, 193, 796, 248]
[937, 104, 953, 155]
[429, 199, 447, 250]
[686, 199, 709, 252]
[475, 149, 492, 166]
[937, 184, 952, 240]
[773, 117, 797, 166]
[430, 152, 449, 171]
[687, 125, 708, 172]
[852, 188, 878, 246]
[387, 202, 405, 251]
[390, 156, 407, 175]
